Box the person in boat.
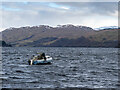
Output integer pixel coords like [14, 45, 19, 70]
[41, 53, 46, 61]
[38, 53, 46, 61]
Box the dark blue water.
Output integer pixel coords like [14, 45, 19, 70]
[1, 47, 119, 88]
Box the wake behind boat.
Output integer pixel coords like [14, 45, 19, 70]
[28, 53, 53, 65]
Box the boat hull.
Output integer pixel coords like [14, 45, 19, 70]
[33, 61, 52, 65]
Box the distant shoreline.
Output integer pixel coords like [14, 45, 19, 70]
[1, 46, 120, 48]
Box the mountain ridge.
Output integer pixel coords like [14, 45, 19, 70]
[94, 26, 119, 30]
[1, 24, 119, 47]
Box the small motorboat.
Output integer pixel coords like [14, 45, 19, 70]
[28, 55, 53, 65]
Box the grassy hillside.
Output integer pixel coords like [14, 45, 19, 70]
[88, 29, 118, 42]
[1, 25, 119, 47]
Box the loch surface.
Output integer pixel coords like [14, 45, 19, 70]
[2, 47, 119, 88]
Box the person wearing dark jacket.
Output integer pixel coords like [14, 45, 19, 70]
[41, 53, 46, 61]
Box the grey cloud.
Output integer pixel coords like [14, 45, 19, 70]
[1, 2, 118, 30]
[55, 2, 118, 16]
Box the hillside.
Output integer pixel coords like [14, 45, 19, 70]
[1, 25, 119, 47]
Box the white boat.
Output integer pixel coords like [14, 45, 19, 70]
[29, 55, 53, 65]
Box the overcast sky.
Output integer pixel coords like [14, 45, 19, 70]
[0, 1, 118, 31]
